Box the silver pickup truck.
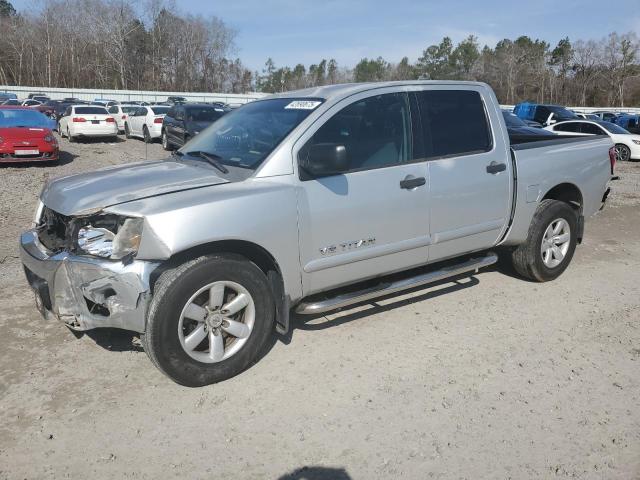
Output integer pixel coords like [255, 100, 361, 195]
[20, 81, 613, 386]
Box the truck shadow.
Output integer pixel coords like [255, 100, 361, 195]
[80, 328, 143, 352]
[277, 466, 352, 480]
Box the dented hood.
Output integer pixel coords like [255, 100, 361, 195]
[41, 159, 229, 216]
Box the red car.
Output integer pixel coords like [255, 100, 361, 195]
[0, 106, 59, 163]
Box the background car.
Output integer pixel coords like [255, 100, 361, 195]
[544, 119, 640, 161]
[575, 112, 600, 120]
[58, 105, 118, 142]
[1, 99, 21, 106]
[107, 104, 140, 133]
[614, 113, 640, 135]
[0, 92, 18, 102]
[591, 111, 620, 123]
[124, 105, 170, 142]
[161, 102, 229, 150]
[513, 102, 579, 126]
[0, 107, 59, 163]
[502, 111, 555, 143]
[167, 96, 187, 104]
[21, 99, 42, 107]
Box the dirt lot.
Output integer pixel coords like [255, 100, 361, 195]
[0, 135, 639, 479]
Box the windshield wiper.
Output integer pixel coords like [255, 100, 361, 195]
[185, 150, 229, 174]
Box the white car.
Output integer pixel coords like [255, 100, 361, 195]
[124, 105, 170, 142]
[21, 99, 42, 107]
[107, 104, 140, 133]
[58, 105, 118, 142]
[544, 120, 640, 162]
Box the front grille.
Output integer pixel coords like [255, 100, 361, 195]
[37, 206, 71, 252]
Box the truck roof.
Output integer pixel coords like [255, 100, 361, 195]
[266, 80, 488, 101]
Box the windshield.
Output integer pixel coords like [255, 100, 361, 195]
[502, 111, 527, 127]
[0, 109, 52, 128]
[151, 106, 170, 115]
[186, 107, 225, 122]
[600, 121, 630, 134]
[75, 107, 108, 115]
[179, 98, 323, 171]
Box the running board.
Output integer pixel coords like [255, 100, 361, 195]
[295, 253, 498, 315]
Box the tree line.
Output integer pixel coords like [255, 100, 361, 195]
[1, 0, 638, 106]
[0, 0, 252, 93]
[257, 33, 640, 107]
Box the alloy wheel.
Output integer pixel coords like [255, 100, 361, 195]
[540, 218, 571, 268]
[178, 281, 255, 363]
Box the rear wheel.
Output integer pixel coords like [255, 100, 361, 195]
[142, 255, 275, 387]
[124, 123, 131, 139]
[67, 128, 75, 143]
[615, 143, 631, 162]
[143, 125, 151, 143]
[510, 199, 578, 282]
[162, 130, 174, 150]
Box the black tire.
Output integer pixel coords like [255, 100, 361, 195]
[615, 143, 631, 162]
[67, 128, 74, 143]
[510, 199, 578, 282]
[143, 125, 151, 143]
[162, 130, 174, 151]
[124, 123, 131, 139]
[142, 255, 275, 387]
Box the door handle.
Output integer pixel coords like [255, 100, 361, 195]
[486, 161, 506, 174]
[400, 175, 426, 189]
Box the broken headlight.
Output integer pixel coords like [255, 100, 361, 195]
[77, 217, 143, 259]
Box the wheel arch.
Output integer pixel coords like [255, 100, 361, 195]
[153, 239, 289, 334]
[541, 182, 584, 242]
[542, 182, 583, 213]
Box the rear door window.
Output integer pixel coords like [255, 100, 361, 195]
[414, 90, 492, 159]
[580, 123, 605, 135]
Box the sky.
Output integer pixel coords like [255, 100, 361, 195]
[10, 0, 640, 71]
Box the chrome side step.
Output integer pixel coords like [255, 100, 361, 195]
[295, 253, 498, 315]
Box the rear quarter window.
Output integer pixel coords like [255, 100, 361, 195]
[415, 90, 492, 159]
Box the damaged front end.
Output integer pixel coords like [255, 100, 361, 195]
[20, 205, 160, 333]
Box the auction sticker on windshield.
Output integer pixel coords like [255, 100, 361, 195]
[284, 100, 322, 110]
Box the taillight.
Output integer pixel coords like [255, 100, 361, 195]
[154, 117, 163, 124]
[106, 117, 115, 123]
[608, 146, 616, 175]
[72, 117, 86, 122]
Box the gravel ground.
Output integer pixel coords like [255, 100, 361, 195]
[0, 134, 639, 479]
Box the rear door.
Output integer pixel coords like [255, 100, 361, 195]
[295, 90, 431, 295]
[131, 107, 147, 135]
[414, 87, 512, 262]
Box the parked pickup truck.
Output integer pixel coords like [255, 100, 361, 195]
[20, 81, 613, 386]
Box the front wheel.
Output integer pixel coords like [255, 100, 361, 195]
[142, 255, 275, 386]
[510, 199, 578, 282]
[615, 143, 631, 162]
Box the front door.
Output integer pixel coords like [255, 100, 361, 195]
[295, 91, 430, 295]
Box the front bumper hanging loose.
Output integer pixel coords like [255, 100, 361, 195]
[20, 229, 160, 333]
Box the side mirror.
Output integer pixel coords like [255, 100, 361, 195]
[299, 143, 349, 177]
